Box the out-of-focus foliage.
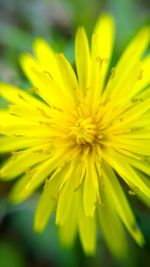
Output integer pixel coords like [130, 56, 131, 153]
[0, 0, 150, 266]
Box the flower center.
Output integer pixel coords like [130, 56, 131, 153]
[71, 117, 97, 145]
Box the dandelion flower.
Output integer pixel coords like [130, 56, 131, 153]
[0, 15, 150, 258]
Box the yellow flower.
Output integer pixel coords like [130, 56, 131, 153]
[0, 14, 150, 258]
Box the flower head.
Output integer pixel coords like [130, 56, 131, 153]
[0, 14, 150, 258]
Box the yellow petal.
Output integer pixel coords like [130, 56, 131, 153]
[87, 34, 106, 110]
[0, 82, 50, 113]
[56, 53, 79, 102]
[102, 163, 144, 246]
[75, 27, 91, 92]
[0, 146, 50, 180]
[8, 104, 51, 123]
[83, 159, 99, 217]
[0, 116, 62, 138]
[9, 174, 34, 203]
[9, 154, 64, 203]
[33, 38, 62, 86]
[78, 190, 97, 255]
[56, 163, 78, 225]
[98, 196, 128, 258]
[134, 169, 150, 207]
[131, 55, 150, 96]
[58, 191, 78, 247]
[122, 154, 150, 176]
[103, 148, 150, 199]
[0, 136, 46, 153]
[93, 14, 115, 88]
[109, 27, 150, 98]
[34, 167, 65, 232]
[58, 215, 77, 248]
[104, 137, 150, 155]
[20, 53, 71, 109]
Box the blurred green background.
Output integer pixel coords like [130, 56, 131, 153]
[0, 0, 150, 266]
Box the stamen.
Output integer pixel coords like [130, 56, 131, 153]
[130, 127, 144, 132]
[110, 67, 116, 79]
[131, 97, 144, 103]
[43, 71, 53, 80]
[128, 186, 139, 195]
[138, 70, 143, 80]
